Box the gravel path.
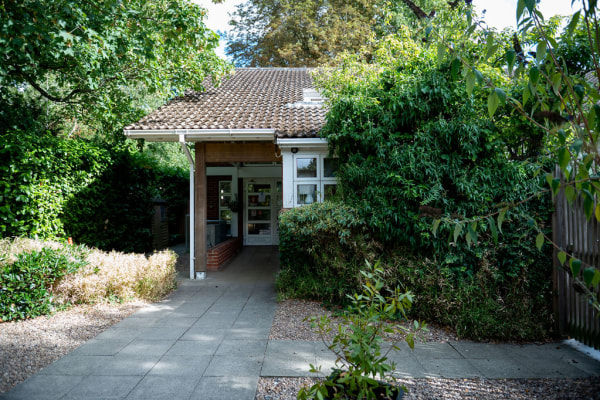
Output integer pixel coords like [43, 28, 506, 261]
[0, 302, 145, 394]
[2, 298, 599, 399]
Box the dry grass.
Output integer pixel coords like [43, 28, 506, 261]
[1, 237, 178, 304]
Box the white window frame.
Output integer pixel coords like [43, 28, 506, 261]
[292, 153, 338, 207]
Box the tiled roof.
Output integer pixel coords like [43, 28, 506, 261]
[124, 68, 326, 138]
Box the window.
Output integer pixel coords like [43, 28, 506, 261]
[292, 154, 338, 206]
[219, 181, 232, 235]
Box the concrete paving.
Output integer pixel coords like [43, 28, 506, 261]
[2, 246, 600, 399]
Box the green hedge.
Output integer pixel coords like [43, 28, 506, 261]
[0, 245, 88, 321]
[0, 130, 188, 252]
[277, 202, 375, 304]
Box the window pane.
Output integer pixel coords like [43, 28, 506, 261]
[297, 184, 317, 205]
[219, 181, 231, 194]
[297, 158, 317, 178]
[324, 158, 339, 177]
[248, 183, 271, 193]
[220, 209, 231, 222]
[324, 184, 337, 201]
[248, 210, 271, 221]
[220, 194, 231, 208]
[248, 194, 270, 207]
[248, 223, 271, 235]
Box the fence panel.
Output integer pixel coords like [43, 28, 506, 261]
[553, 168, 600, 350]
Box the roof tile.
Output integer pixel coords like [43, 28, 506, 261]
[124, 68, 325, 138]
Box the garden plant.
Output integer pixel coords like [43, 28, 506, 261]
[298, 261, 426, 400]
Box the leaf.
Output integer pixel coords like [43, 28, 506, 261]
[494, 88, 506, 105]
[466, 70, 475, 95]
[570, 258, 582, 277]
[432, 219, 441, 237]
[535, 233, 544, 250]
[437, 42, 445, 66]
[567, 10, 581, 37]
[583, 268, 596, 286]
[524, 0, 536, 13]
[485, 33, 498, 61]
[453, 223, 462, 243]
[592, 270, 600, 287]
[516, 0, 526, 22]
[451, 58, 461, 81]
[596, 203, 600, 222]
[529, 66, 540, 86]
[506, 50, 516, 75]
[551, 72, 562, 95]
[558, 147, 571, 171]
[497, 208, 507, 233]
[557, 251, 567, 266]
[474, 69, 484, 85]
[467, 222, 478, 245]
[536, 41, 547, 64]
[565, 185, 576, 204]
[488, 89, 500, 117]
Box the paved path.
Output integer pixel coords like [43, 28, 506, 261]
[2, 246, 600, 399]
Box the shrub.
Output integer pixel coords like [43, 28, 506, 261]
[0, 239, 88, 321]
[53, 248, 177, 304]
[388, 248, 554, 341]
[0, 238, 177, 321]
[277, 202, 377, 304]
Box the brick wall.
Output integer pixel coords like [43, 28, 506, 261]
[206, 237, 243, 271]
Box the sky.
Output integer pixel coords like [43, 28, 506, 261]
[194, 0, 580, 59]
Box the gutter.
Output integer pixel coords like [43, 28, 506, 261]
[124, 129, 276, 142]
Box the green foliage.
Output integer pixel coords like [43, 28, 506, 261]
[0, 0, 232, 134]
[226, 0, 380, 67]
[314, 37, 552, 278]
[298, 262, 423, 400]
[0, 245, 88, 321]
[390, 247, 554, 341]
[278, 202, 376, 304]
[0, 130, 189, 252]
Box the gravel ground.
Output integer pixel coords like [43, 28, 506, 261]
[2, 298, 599, 399]
[261, 300, 600, 400]
[0, 301, 145, 394]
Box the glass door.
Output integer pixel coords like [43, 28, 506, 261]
[244, 179, 282, 245]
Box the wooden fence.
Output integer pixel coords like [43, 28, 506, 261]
[553, 169, 600, 350]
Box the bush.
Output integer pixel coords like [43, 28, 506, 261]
[277, 202, 377, 304]
[0, 130, 189, 252]
[388, 248, 554, 342]
[277, 207, 555, 341]
[0, 238, 177, 321]
[54, 248, 177, 304]
[0, 239, 88, 321]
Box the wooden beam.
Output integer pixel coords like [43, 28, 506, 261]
[195, 143, 207, 275]
[205, 143, 280, 163]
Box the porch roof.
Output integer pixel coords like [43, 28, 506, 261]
[124, 68, 326, 141]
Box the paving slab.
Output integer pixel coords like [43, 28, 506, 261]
[2, 245, 600, 400]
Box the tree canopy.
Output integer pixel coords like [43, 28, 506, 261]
[225, 0, 378, 67]
[0, 0, 232, 135]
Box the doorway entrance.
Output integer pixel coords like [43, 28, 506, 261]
[244, 178, 283, 245]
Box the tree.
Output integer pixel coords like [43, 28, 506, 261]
[226, 0, 379, 67]
[0, 0, 232, 135]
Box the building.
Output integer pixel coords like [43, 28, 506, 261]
[124, 68, 336, 278]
